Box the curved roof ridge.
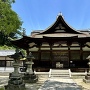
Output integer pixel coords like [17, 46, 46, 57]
[39, 14, 82, 34]
[39, 17, 58, 34]
[57, 14, 82, 34]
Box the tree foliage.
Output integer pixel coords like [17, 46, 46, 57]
[0, 0, 22, 35]
[0, 45, 15, 50]
[1, 0, 15, 6]
[0, 0, 23, 46]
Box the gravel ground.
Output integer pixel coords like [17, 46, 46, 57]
[0, 72, 90, 90]
[73, 79, 90, 90]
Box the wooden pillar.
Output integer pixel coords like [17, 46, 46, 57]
[22, 48, 29, 67]
[26, 49, 29, 56]
[49, 43, 53, 68]
[79, 43, 83, 61]
[38, 43, 42, 66]
[5, 56, 6, 67]
[67, 42, 72, 68]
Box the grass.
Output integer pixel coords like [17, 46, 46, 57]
[0, 88, 4, 90]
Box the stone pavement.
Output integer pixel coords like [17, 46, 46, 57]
[38, 78, 82, 90]
[0, 72, 87, 90]
[0, 77, 82, 90]
[0, 72, 48, 90]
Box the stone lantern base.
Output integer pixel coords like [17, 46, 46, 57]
[23, 73, 38, 83]
[5, 77, 25, 90]
[83, 74, 90, 83]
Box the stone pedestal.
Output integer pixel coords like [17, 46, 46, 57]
[23, 60, 38, 83]
[23, 73, 38, 83]
[9, 62, 21, 77]
[26, 61, 34, 74]
[83, 74, 90, 83]
[5, 62, 25, 90]
[5, 77, 25, 90]
[83, 56, 90, 83]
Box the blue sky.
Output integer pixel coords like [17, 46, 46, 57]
[12, 0, 90, 35]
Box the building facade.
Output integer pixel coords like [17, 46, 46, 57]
[0, 50, 15, 67]
[0, 50, 23, 67]
[11, 14, 90, 71]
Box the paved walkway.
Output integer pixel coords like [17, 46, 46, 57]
[0, 72, 82, 90]
[38, 78, 82, 90]
[38, 69, 82, 90]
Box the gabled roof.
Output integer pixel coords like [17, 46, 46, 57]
[10, 14, 90, 50]
[39, 14, 81, 34]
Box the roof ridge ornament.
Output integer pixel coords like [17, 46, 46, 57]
[59, 12, 63, 16]
[57, 12, 64, 18]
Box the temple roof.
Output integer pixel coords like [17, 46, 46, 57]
[35, 14, 82, 34]
[31, 14, 90, 38]
[32, 33, 90, 38]
[11, 14, 90, 49]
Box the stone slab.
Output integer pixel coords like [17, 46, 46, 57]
[38, 79, 82, 90]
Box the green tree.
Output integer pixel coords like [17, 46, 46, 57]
[0, 0, 22, 35]
[7, 0, 15, 3]
[0, 0, 23, 46]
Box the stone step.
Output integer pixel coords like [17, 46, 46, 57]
[51, 69, 69, 73]
[51, 72, 69, 74]
[51, 74, 69, 77]
[49, 69, 71, 78]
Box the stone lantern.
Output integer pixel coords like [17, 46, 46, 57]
[23, 52, 38, 83]
[5, 48, 25, 90]
[83, 55, 90, 83]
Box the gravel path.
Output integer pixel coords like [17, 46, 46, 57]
[0, 72, 90, 90]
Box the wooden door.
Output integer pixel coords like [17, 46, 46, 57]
[52, 51, 69, 68]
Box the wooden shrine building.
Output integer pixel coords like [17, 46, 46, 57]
[11, 14, 90, 72]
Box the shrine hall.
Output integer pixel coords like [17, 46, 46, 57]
[11, 14, 90, 72]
